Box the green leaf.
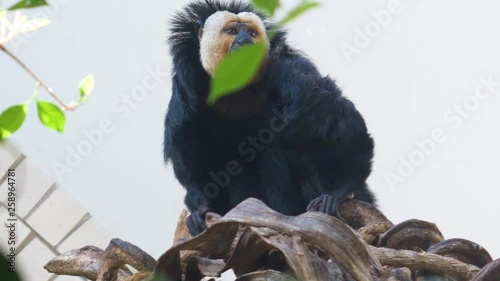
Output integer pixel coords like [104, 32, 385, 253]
[207, 43, 267, 105]
[279, 1, 320, 26]
[252, 0, 280, 16]
[0, 104, 28, 140]
[79, 97, 89, 103]
[36, 100, 65, 133]
[79, 74, 95, 97]
[8, 0, 48, 10]
[0, 251, 22, 281]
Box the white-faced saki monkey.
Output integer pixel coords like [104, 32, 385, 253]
[164, 0, 376, 236]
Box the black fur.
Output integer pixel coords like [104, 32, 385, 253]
[165, 0, 375, 235]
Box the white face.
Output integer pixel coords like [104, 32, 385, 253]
[199, 11, 270, 75]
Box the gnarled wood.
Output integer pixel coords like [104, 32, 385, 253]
[373, 246, 480, 281]
[46, 198, 496, 281]
[470, 259, 500, 281]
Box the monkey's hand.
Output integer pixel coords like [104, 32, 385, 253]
[306, 189, 354, 220]
[186, 207, 211, 236]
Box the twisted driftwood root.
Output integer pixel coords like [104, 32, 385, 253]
[45, 239, 155, 281]
[45, 198, 499, 281]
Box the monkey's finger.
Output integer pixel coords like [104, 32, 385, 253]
[194, 212, 207, 235]
[319, 195, 329, 214]
[186, 215, 198, 236]
[327, 196, 338, 216]
[306, 196, 322, 212]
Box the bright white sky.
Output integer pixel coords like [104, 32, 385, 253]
[1, 0, 500, 273]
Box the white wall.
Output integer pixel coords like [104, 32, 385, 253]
[1, 0, 499, 268]
[0, 142, 113, 281]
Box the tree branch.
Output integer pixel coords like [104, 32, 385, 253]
[372, 246, 480, 280]
[0, 43, 75, 111]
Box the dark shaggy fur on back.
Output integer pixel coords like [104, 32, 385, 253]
[165, 0, 376, 235]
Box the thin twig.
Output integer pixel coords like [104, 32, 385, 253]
[0, 43, 75, 111]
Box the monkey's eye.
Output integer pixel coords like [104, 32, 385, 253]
[225, 28, 237, 35]
[248, 30, 257, 38]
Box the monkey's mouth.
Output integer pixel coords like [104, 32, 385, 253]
[230, 41, 255, 52]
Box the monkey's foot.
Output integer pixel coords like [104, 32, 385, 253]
[187, 207, 211, 237]
[306, 191, 354, 219]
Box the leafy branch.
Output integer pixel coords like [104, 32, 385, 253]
[0, 0, 94, 140]
[0, 44, 73, 110]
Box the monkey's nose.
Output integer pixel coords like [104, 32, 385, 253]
[232, 32, 254, 50]
[237, 35, 253, 45]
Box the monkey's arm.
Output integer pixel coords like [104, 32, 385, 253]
[164, 76, 222, 235]
[289, 88, 375, 213]
[268, 43, 375, 213]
